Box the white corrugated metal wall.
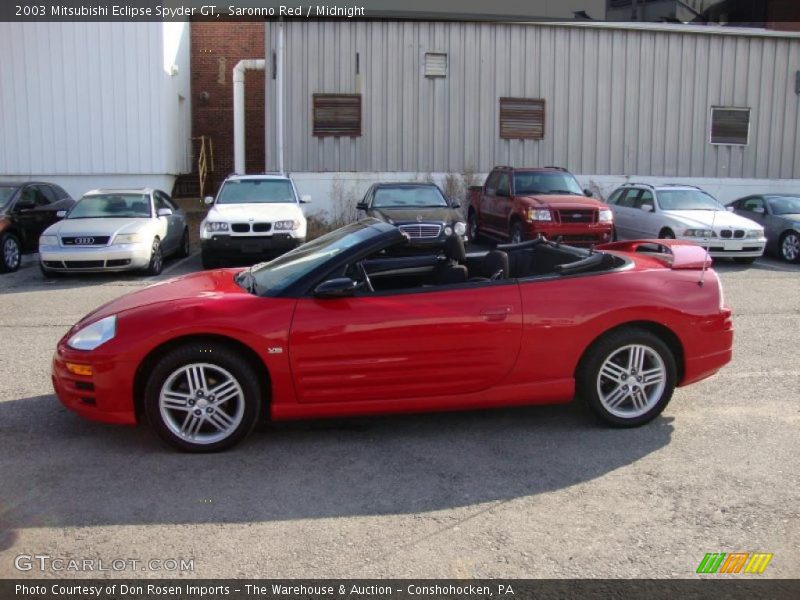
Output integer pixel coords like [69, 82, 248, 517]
[266, 21, 800, 180]
[0, 22, 191, 198]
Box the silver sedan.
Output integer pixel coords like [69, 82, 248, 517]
[39, 188, 190, 276]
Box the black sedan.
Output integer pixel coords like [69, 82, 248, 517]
[0, 182, 75, 272]
[356, 182, 467, 248]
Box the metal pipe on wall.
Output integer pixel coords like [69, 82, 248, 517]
[233, 58, 265, 174]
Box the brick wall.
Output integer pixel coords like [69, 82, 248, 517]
[191, 22, 266, 193]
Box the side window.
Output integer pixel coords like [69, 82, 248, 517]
[741, 197, 764, 213]
[496, 174, 510, 196]
[36, 185, 58, 205]
[636, 190, 654, 209]
[606, 189, 624, 205]
[18, 186, 47, 207]
[158, 191, 178, 211]
[154, 193, 169, 212]
[618, 189, 639, 208]
[485, 171, 500, 193]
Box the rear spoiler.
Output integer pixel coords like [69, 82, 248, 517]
[595, 239, 712, 270]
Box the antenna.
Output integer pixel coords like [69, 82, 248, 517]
[698, 208, 718, 287]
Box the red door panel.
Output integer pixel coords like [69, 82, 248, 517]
[289, 284, 523, 404]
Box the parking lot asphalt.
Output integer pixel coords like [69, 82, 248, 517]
[0, 249, 798, 579]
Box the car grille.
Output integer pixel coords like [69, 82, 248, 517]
[61, 236, 110, 246]
[719, 229, 745, 239]
[555, 209, 596, 224]
[63, 260, 105, 269]
[231, 223, 251, 233]
[252, 223, 272, 233]
[44, 259, 131, 269]
[231, 223, 273, 234]
[398, 224, 443, 239]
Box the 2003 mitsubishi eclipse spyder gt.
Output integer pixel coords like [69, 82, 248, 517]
[52, 218, 733, 452]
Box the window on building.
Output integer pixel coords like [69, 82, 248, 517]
[424, 53, 448, 78]
[313, 94, 362, 137]
[499, 98, 545, 140]
[710, 107, 750, 145]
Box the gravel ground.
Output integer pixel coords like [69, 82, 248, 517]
[0, 250, 797, 579]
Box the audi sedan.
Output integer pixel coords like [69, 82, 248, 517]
[39, 189, 190, 276]
[52, 219, 733, 452]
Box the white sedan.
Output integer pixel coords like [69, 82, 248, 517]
[39, 188, 189, 276]
[606, 184, 767, 264]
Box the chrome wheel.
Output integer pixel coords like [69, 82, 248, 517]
[596, 344, 666, 419]
[781, 232, 800, 262]
[159, 363, 245, 445]
[3, 236, 20, 270]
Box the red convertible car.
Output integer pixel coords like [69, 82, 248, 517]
[52, 219, 733, 452]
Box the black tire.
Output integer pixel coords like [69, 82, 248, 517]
[509, 221, 525, 245]
[611, 226, 618, 242]
[658, 229, 675, 240]
[0, 232, 22, 273]
[201, 251, 219, 270]
[468, 211, 482, 243]
[145, 238, 163, 276]
[143, 343, 262, 452]
[733, 256, 757, 265]
[177, 229, 190, 258]
[576, 327, 677, 428]
[779, 230, 800, 263]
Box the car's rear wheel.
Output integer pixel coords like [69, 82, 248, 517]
[0, 232, 21, 273]
[177, 229, 190, 258]
[145, 238, 163, 276]
[144, 343, 261, 452]
[779, 231, 800, 263]
[658, 229, 675, 240]
[577, 327, 676, 427]
[509, 221, 525, 244]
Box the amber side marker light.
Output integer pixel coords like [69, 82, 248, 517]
[66, 363, 93, 377]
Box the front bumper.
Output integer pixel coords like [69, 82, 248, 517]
[527, 223, 613, 246]
[51, 344, 137, 425]
[677, 237, 766, 258]
[201, 234, 303, 258]
[40, 243, 151, 272]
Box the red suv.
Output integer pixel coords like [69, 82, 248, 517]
[467, 166, 614, 246]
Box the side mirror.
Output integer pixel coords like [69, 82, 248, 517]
[204, 196, 214, 205]
[584, 189, 594, 197]
[356, 202, 368, 211]
[300, 195, 311, 204]
[640, 204, 654, 213]
[56, 210, 67, 218]
[450, 200, 461, 209]
[313, 277, 358, 298]
[157, 208, 173, 217]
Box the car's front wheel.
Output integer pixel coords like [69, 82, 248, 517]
[177, 229, 190, 258]
[0, 232, 21, 273]
[145, 238, 163, 275]
[509, 221, 525, 244]
[779, 231, 800, 263]
[577, 327, 677, 427]
[144, 343, 261, 452]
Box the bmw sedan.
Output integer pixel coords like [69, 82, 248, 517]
[39, 189, 190, 276]
[727, 195, 800, 263]
[52, 219, 733, 452]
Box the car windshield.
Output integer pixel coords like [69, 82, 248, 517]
[658, 190, 724, 211]
[372, 186, 448, 208]
[217, 179, 296, 204]
[241, 221, 378, 296]
[767, 196, 800, 215]
[513, 172, 584, 195]
[68, 194, 151, 218]
[0, 186, 17, 209]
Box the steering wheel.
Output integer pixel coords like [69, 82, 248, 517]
[357, 261, 374, 292]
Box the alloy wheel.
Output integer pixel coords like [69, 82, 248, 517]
[596, 344, 667, 419]
[3, 237, 20, 270]
[781, 232, 800, 262]
[158, 363, 245, 445]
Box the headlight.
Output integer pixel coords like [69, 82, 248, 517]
[527, 208, 551, 222]
[683, 229, 715, 238]
[39, 235, 58, 246]
[114, 233, 141, 244]
[67, 315, 117, 351]
[454, 221, 467, 236]
[598, 209, 614, 223]
[746, 229, 763, 239]
[274, 219, 300, 231]
[205, 222, 229, 232]
[444, 226, 453, 236]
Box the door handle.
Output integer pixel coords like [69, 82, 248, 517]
[480, 306, 512, 322]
